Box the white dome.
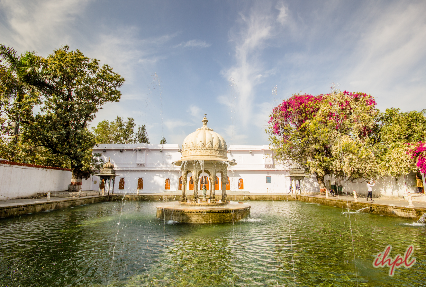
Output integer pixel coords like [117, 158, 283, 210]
[181, 116, 227, 161]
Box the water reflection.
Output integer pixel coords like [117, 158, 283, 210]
[0, 201, 425, 286]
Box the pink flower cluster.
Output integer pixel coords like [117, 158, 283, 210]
[408, 142, 426, 173]
[269, 94, 322, 135]
[269, 91, 377, 138]
[325, 91, 376, 132]
[342, 91, 376, 106]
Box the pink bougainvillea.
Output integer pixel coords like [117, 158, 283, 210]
[408, 142, 426, 173]
[269, 94, 323, 135]
[268, 91, 377, 140]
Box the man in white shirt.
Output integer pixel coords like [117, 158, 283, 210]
[367, 180, 375, 201]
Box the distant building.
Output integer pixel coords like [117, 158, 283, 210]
[91, 116, 318, 194]
[91, 143, 319, 194]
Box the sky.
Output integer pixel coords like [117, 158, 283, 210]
[1, 0, 426, 145]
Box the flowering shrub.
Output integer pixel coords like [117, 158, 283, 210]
[408, 142, 426, 174]
[269, 93, 322, 135]
[267, 90, 379, 186]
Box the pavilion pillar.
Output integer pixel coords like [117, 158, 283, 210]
[209, 172, 213, 199]
[193, 170, 199, 201]
[221, 170, 227, 202]
[181, 171, 187, 202]
[212, 169, 217, 201]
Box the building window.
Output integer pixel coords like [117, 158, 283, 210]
[119, 178, 125, 189]
[178, 176, 182, 190]
[215, 176, 220, 190]
[238, 178, 244, 189]
[226, 176, 230, 190]
[165, 178, 170, 190]
[189, 176, 194, 190]
[266, 176, 271, 183]
[137, 178, 143, 190]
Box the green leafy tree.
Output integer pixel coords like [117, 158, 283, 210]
[93, 117, 150, 144]
[1, 45, 125, 184]
[377, 108, 426, 177]
[93, 116, 136, 144]
[135, 124, 150, 144]
[1, 45, 65, 165]
[160, 137, 167, 144]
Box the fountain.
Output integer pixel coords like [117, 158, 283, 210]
[156, 115, 250, 223]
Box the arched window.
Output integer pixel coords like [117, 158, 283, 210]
[215, 176, 219, 190]
[226, 176, 230, 190]
[189, 176, 194, 190]
[137, 178, 143, 190]
[178, 176, 182, 190]
[119, 178, 125, 190]
[165, 178, 170, 190]
[238, 178, 244, 189]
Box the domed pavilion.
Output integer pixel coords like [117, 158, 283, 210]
[173, 115, 236, 202]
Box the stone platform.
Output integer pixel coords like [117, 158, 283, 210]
[156, 201, 251, 224]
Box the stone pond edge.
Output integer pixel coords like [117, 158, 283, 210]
[1, 193, 425, 221]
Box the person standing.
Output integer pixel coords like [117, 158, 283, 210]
[416, 174, 424, 193]
[367, 180, 375, 201]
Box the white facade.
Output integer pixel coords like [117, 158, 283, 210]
[92, 144, 317, 194]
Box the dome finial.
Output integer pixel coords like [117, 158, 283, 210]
[202, 114, 208, 127]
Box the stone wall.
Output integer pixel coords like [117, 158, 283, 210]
[0, 160, 92, 200]
[322, 174, 417, 197]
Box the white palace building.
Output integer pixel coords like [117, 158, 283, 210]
[92, 116, 320, 195]
[91, 116, 418, 197]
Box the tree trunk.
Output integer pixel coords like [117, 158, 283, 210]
[68, 170, 82, 192]
[316, 173, 326, 189]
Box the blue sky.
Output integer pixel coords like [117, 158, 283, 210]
[1, 0, 426, 145]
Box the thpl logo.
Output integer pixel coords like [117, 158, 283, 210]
[373, 245, 416, 276]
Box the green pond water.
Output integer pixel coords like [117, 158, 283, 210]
[0, 200, 425, 286]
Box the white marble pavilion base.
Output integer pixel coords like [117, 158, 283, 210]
[156, 201, 250, 223]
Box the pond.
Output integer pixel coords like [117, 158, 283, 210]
[0, 200, 425, 286]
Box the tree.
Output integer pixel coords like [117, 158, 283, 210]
[135, 124, 150, 143]
[267, 93, 325, 185]
[0, 45, 125, 186]
[92, 118, 150, 144]
[1, 45, 66, 166]
[93, 116, 136, 144]
[268, 91, 379, 188]
[380, 108, 426, 177]
[312, 91, 379, 182]
[160, 137, 167, 144]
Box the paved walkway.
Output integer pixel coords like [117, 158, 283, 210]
[0, 194, 102, 208]
[304, 193, 426, 209]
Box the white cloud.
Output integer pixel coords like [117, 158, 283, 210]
[221, 3, 285, 127]
[89, 29, 178, 84]
[164, 119, 192, 131]
[222, 124, 248, 145]
[276, 2, 288, 25]
[340, 2, 426, 110]
[174, 39, 211, 48]
[0, 0, 91, 55]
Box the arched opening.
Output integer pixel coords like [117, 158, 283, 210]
[165, 178, 170, 190]
[238, 178, 244, 189]
[215, 176, 220, 190]
[119, 178, 125, 190]
[137, 178, 143, 190]
[178, 176, 182, 190]
[226, 176, 230, 190]
[200, 175, 209, 190]
[189, 176, 194, 190]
